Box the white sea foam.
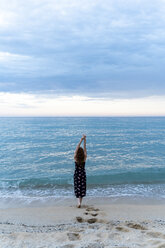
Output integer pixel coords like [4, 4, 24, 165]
[0, 183, 165, 208]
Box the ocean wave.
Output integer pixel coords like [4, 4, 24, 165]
[1, 167, 165, 191]
[87, 167, 165, 185]
[0, 177, 73, 190]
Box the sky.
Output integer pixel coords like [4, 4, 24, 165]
[0, 0, 165, 116]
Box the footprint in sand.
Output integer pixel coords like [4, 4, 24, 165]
[87, 218, 98, 224]
[85, 206, 100, 223]
[76, 217, 84, 223]
[116, 226, 130, 232]
[76, 216, 98, 224]
[91, 213, 98, 217]
[126, 222, 147, 230]
[67, 232, 80, 241]
[84, 212, 98, 217]
[147, 232, 165, 239]
[76, 206, 101, 224]
[86, 207, 100, 212]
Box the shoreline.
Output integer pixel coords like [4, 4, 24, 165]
[0, 198, 165, 247]
[1, 195, 165, 210]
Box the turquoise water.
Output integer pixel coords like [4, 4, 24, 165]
[0, 117, 165, 207]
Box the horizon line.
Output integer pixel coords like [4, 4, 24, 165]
[0, 115, 165, 118]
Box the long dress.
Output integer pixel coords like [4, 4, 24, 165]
[74, 161, 86, 198]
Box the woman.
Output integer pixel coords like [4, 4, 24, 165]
[74, 135, 87, 208]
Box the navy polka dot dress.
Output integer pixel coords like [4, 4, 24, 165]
[74, 161, 86, 198]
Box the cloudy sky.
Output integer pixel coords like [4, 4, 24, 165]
[0, 0, 165, 116]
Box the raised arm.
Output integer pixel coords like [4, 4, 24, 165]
[74, 137, 83, 160]
[83, 136, 87, 161]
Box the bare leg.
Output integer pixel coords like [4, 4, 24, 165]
[77, 197, 82, 208]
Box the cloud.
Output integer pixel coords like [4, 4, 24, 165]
[0, 92, 165, 116]
[0, 0, 165, 98]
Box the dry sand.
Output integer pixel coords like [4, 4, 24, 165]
[0, 197, 165, 248]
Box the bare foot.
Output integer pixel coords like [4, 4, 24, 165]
[77, 204, 81, 208]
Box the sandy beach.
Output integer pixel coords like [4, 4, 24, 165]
[0, 198, 165, 248]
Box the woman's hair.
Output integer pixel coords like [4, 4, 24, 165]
[75, 147, 85, 164]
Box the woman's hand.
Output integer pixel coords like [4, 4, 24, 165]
[82, 134, 86, 140]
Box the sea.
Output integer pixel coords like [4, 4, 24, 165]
[0, 117, 165, 208]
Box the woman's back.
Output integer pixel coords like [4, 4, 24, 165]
[75, 161, 85, 170]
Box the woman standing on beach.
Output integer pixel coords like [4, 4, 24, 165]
[74, 135, 87, 208]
